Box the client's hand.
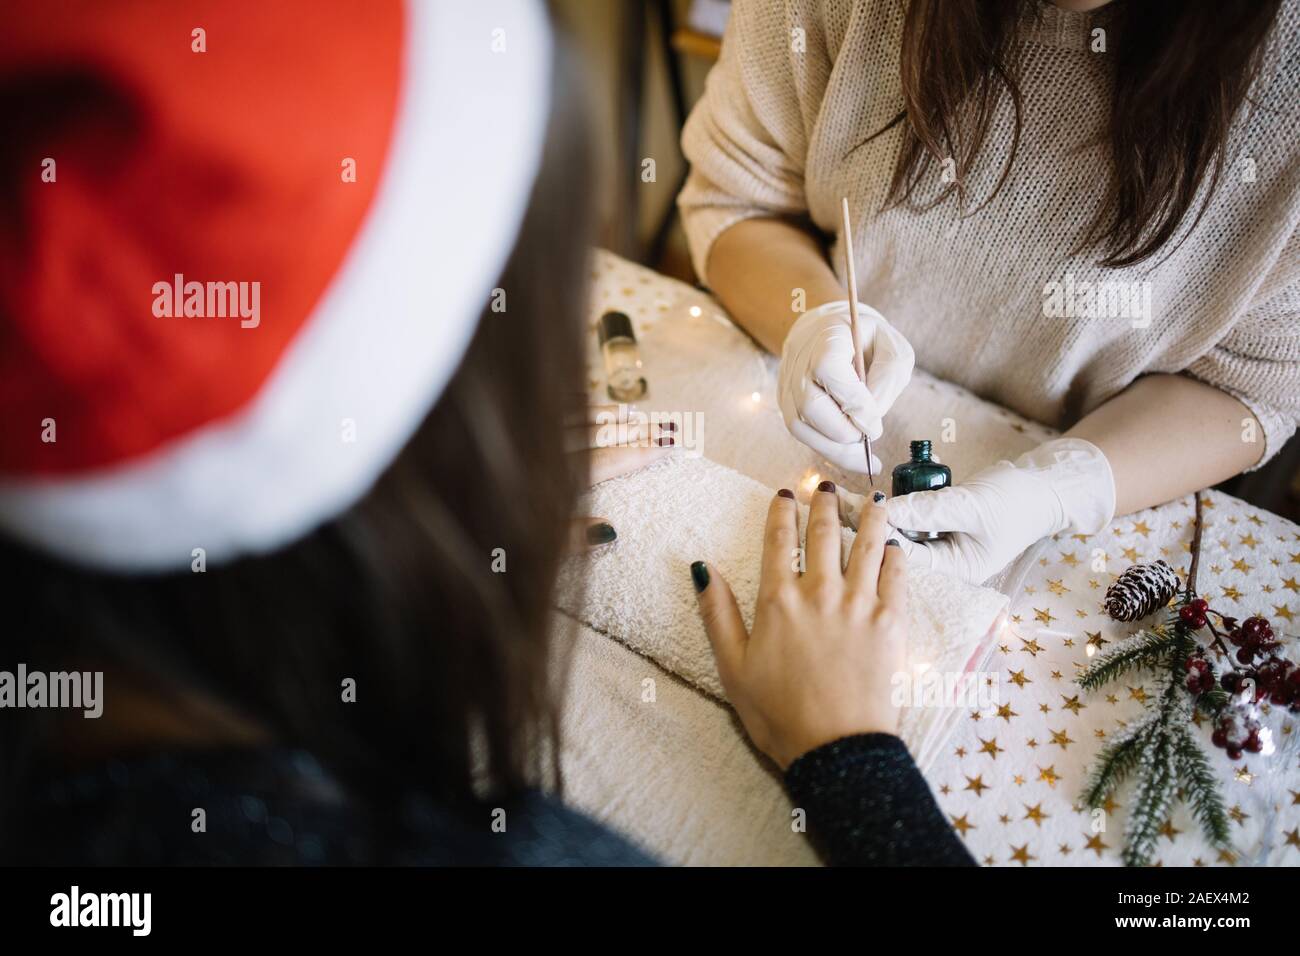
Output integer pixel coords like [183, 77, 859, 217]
[691, 481, 906, 769]
[568, 404, 675, 551]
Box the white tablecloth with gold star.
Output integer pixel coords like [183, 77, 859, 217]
[581, 250, 1300, 866]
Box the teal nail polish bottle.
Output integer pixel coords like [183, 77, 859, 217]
[891, 440, 951, 542]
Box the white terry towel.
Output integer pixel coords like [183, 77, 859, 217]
[556, 456, 1009, 772]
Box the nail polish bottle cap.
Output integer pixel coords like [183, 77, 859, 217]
[910, 439, 933, 460]
[598, 311, 636, 345]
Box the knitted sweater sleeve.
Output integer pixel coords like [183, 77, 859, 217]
[1185, 228, 1300, 468]
[676, 0, 834, 281]
[784, 733, 977, 866]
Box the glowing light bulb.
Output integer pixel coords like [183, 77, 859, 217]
[688, 305, 702, 318]
[1085, 643, 1097, 657]
[750, 391, 761, 404]
[800, 471, 821, 495]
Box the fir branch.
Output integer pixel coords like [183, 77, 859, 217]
[1079, 713, 1155, 809]
[1171, 721, 1231, 849]
[1194, 687, 1230, 718]
[1121, 679, 1181, 867]
[1077, 629, 1177, 691]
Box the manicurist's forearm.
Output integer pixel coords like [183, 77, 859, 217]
[705, 217, 845, 355]
[1065, 373, 1263, 516]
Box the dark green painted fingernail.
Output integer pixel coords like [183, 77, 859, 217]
[886, 538, 900, 548]
[690, 561, 709, 593]
[587, 522, 617, 545]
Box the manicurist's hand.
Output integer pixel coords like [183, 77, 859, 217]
[568, 404, 675, 551]
[691, 480, 907, 769]
[883, 437, 1117, 585]
[778, 300, 914, 474]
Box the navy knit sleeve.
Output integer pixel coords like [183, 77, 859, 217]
[784, 733, 977, 866]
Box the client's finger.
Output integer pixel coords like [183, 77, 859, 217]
[804, 478, 844, 581]
[846, 491, 889, 592]
[759, 489, 799, 597]
[568, 517, 618, 553]
[878, 538, 908, 609]
[587, 440, 673, 485]
[691, 561, 747, 684]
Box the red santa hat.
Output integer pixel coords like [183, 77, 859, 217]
[0, 0, 552, 571]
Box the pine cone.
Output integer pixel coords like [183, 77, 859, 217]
[1104, 560, 1180, 622]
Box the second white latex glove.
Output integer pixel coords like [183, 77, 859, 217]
[837, 438, 1117, 586]
[778, 299, 914, 474]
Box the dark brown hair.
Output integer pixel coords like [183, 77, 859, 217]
[0, 36, 593, 849]
[875, 0, 1283, 267]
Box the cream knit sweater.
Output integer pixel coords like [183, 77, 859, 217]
[679, 0, 1300, 465]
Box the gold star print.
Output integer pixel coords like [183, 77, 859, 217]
[1210, 564, 1223, 574]
[1026, 737, 1039, 748]
[964, 775, 990, 797]
[1084, 833, 1109, 857]
[939, 784, 951, 795]
[1283, 578, 1300, 594]
[1229, 805, 1250, 825]
[1128, 685, 1149, 703]
[998, 813, 1011, 824]
[1020, 637, 1045, 656]
[1051, 669, 1063, 680]
[1075, 608, 1088, 618]
[1088, 578, 1101, 589]
[1009, 844, 1035, 866]
[1284, 828, 1300, 850]
[1072, 533, 1090, 542]
[1231, 558, 1252, 574]
[983, 855, 995, 866]
[1121, 546, 1140, 563]
[954, 746, 967, 758]
[1085, 631, 1108, 653]
[1033, 607, 1057, 626]
[1047, 578, 1070, 596]
[1248, 514, 1263, 526]
[1240, 533, 1259, 550]
[1217, 849, 1238, 865]
[1038, 765, 1061, 788]
[995, 703, 1018, 723]
[1290, 790, 1300, 805]
[1060, 694, 1085, 714]
[1105, 693, 1119, 704]
[1132, 521, 1152, 538]
[979, 736, 1005, 760]
[950, 814, 975, 837]
[1157, 819, 1182, 841]
[1050, 729, 1075, 750]
[1290, 551, 1300, 564]
[1023, 803, 1049, 827]
[1101, 793, 1120, 814]
[1060, 552, 1080, 567]
[1059, 843, 1072, 855]
[1275, 604, 1295, 623]
[1013, 774, 1026, 786]
[1008, 669, 1032, 688]
[1222, 585, 1243, 601]
[1234, 766, 1254, 786]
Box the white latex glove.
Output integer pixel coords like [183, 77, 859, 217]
[838, 438, 1117, 586]
[778, 299, 914, 474]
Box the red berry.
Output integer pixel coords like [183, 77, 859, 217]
[1243, 618, 1266, 639]
[1228, 628, 1245, 647]
[1190, 598, 1209, 613]
[1212, 728, 1228, 747]
[1227, 745, 1243, 760]
[1237, 647, 1256, 665]
[1179, 605, 1207, 629]
[1245, 734, 1263, 754]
